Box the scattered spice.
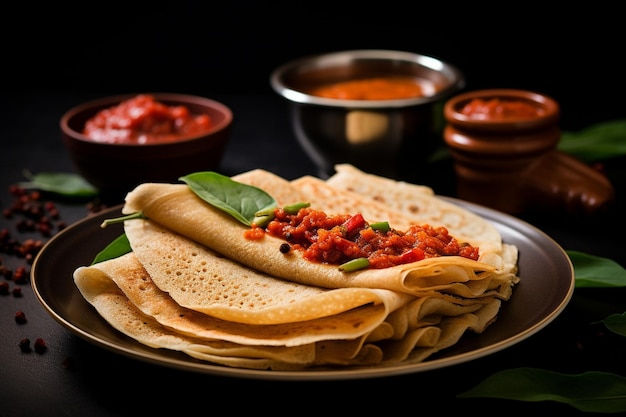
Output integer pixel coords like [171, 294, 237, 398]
[34, 338, 47, 354]
[18, 338, 31, 352]
[12, 266, 28, 284]
[1, 182, 107, 360]
[0, 184, 107, 284]
[15, 310, 27, 324]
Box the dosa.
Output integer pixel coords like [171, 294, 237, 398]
[71, 164, 520, 370]
[122, 169, 511, 298]
[123, 218, 412, 326]
[74, 252, 504, 369]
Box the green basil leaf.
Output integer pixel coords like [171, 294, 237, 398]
[559, 119, 626, 162]
[457, 367, 626, 413]
[20, 171, 99, 198]
[567, 250, 626, 288]
[91, 233, 131, 264]
[179, 171, 277, 226]
[598, 312, 626, 337]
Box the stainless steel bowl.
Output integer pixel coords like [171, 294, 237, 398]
[270, 50, 465, 179]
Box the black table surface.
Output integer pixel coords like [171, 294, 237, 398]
[1, 90, 625, 416]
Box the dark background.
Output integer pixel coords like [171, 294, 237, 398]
[1, 5, 626, 416]
[6, 3, 625, 131]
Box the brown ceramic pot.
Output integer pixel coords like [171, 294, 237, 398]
[61, 93, 233, 202]
[443, 89, 614, 216]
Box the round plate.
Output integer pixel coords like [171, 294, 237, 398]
[31, 198, 574, 381]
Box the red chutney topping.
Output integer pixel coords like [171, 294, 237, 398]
[460, 97, 544, 120]
[83, 94, 212, 144]
[245, 207, 479, 269]
[309, 77, 428, 100]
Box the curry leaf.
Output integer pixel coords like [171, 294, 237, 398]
[567, 250, 626, 288]
[597, 312, 626, 337]
[179, 171, 277, 226]
[20, 170, 99, 198]
[457, 367, 626, 413]
[91, 233, 131, 264]
[559, 119, 626, 163]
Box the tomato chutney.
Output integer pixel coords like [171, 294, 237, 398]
[460, 97, 544, 120]
[247, 206, 479, 270]
[83, 94, 213, 144]
[308, 77, 433, 100]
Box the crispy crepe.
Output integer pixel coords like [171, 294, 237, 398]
[74, 251, 503, 369]
[72, 165, 520, 370]
[74, 252, 400, 347]
[122, 170, 511, 298]
[122, 218, 412, 326]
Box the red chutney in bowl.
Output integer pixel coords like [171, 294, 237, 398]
[83, 94, 213, 144]
[459, 97, 545, 120]
[308, 76, 433, 100]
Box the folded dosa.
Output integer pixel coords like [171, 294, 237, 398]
[74, 166, 521, 370]
[74, 251, 503, 369]
[74, 255, 378, 369]
[123, 218, 412, 325]
[74, 251, 397, 347]
[122, 171, 505, 297]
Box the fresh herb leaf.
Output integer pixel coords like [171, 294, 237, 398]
[179, 171, 277, 226]
[567, 250, 626, 288]
[91, 233, 131, 264]
[20, 170, 99, 198]
[559, 119, 626, 163]
[457, 367, 626, 413]
[597, 312, 626, 337]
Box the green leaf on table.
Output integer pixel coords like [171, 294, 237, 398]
[91, 233, 131, 265]
[567, 250, 626, 288]
[20, 170, 99, 198]
[457, 367, 626, 413]
[597, 312, 626, 337]
[559, 119, 626, 163]
[179, 171, 277, 226]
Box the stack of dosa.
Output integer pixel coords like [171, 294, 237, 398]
[73, 164, 520, 370]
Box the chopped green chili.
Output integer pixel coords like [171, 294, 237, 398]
[283, 201, 311, 214]
[339, 257, 370, 272]
[370, 221, 391, 233]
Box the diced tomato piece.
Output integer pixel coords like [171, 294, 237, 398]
[343, 213, 365, 234]
[398, 247, 425, 264]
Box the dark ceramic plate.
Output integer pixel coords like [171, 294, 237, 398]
[31, 199, 574, 381]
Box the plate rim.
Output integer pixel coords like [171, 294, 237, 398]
[31, 197, 575, 381]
